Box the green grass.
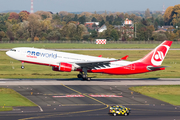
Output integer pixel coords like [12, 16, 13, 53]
[0, 88, 37, 106]
[0, 50, 180, 79]
[0, 43, 179, 49]
[129, 85, 180, 105]
[0, 107, 13, 111]
[0, 88, 37, 111]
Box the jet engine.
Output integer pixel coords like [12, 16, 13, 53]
[52, 62, 74, 72]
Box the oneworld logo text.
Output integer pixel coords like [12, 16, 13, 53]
[27, 51, 57, 59]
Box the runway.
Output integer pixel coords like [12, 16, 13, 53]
[0, 79, 180, 120]
[1, 78, 180, 85]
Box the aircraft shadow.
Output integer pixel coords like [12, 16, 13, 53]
[1, 78, 180, 82]
[55, 78, 162, 81]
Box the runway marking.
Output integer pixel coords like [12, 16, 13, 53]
[0, 82, 6, 83]
[60, 84, 82, 95]
[132, 108, 180, 112]
[53, 95, 85, 98]
[38, 106, 43, 112]
[89, 95, 123, 97]
[60, 84, 108, 106]
[61, 104, 150, 106]
[44, 93, 122, 95]
[19, 84, 109, 120]
[61, 104, 103, 106]
[45, 93, 123, 98]
[1, 105, 179, 118]
[51, 94, 123, 98]
[19, 105, 109, 120]
[17, 107, 180, 120]
[14, 89, 44, 113]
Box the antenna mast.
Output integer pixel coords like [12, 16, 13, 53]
[162, 4, 165, 15]
[30, 0, 34, 14]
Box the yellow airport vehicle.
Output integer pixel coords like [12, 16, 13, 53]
[109, 105, 131, 116]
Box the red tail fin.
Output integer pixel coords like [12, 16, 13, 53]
[140, 41, 173, 66]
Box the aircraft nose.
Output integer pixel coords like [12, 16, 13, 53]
[6, 51, 10, 56]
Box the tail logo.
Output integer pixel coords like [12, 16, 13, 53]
[154, 51, 164, 61]
[151, 45, 169, 66]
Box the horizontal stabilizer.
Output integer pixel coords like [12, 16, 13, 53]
[147, 66, 169, 71]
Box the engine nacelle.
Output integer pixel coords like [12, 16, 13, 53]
[52, 62, 74, 72]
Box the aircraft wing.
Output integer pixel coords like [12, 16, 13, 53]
[74, 59, 119, 69]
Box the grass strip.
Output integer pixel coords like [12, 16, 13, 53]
[129, 85, 180, 106]
[0, 107, 13, 111]
[0, 88, 37, 111]
[0, 50, 180, 79]
[0, 43, 179, 49]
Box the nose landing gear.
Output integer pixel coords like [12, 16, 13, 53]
[21, 62, 25, 69]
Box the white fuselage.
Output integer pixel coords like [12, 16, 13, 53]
[6, 47, 131, 70]
[5, 41, 173, 77]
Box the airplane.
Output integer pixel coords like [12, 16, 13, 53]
[6, 40, 172, 81]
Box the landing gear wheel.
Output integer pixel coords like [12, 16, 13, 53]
[21, 62, 25, 69]
[82, 74, 87, 78]
[80, 68, 91, 81]
[21, 66, 25, 69]
[77, 74, 82, 78]
[81, 75, 91, 81]
[81, 75, 87, 81]
[87, 77, 91, 81]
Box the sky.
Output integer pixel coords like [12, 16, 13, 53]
[0, 0, 179, 13]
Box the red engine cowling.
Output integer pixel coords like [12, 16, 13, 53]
[52, 62, 73, 72]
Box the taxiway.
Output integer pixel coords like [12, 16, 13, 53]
[0, 79, 180, 120]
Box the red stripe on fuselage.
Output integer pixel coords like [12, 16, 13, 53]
[21, 61, 162, 75]
[90, 63, 149, 75]
[20, 60, 57, 67]
[79, 62, 163, 75]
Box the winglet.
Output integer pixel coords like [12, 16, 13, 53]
[98, 55, 102, 57]
[121, 55, 129, 60]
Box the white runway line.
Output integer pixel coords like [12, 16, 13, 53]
[0, 82, 6, 83]
[38, 106, 43, 112]
[0, 78, 180, 85]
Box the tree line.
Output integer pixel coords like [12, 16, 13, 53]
[0, 4, 180, 42]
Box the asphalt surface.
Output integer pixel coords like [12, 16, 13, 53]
[0, 79, 180, 120]
[1, 78, 180, 85]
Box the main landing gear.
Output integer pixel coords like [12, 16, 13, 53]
[77, 68, 91, 81]
[21, 62, 25, 69]
[77, 73, 91, 81]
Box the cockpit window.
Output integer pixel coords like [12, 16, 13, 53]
[10, 49, 16, 52]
